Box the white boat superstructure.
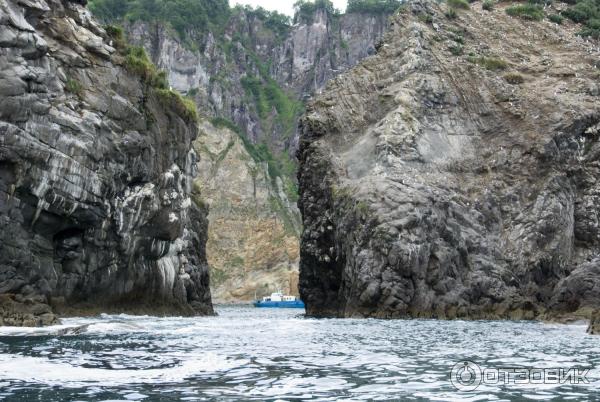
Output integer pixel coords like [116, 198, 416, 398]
[261, 292, 298, 302]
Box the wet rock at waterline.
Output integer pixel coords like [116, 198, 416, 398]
[0, 295, 58, 327]
[0, 0, 212, 325]
[298, 0, 600, 319]
[588, 311, 600, 335]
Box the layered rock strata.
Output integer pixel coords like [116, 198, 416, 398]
[0, 0, 213, 325]
[298, 0, 600, 319]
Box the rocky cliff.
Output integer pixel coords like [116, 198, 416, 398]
[0, 0, 213, 326]
[193, 119, 300, 302]
[89, 1, 395, 301]
[298, 0, 600, 319]
[126, 6, 390, 150]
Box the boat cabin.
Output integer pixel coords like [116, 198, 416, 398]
[262, 292, 297, 302]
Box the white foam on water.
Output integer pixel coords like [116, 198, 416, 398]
[0, 324, 80, 337]
[1, 307, 599, 400]
[0, 352, 236, 388]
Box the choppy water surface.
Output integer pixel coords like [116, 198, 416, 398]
[0, 305, 598, 401]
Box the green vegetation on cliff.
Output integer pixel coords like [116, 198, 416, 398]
[211, 117, 299, 203]
[499, 0, 600, 38]
[91, 0, 293, 42]
[235, 6, 292, 40]
[346, 0, 403, 14]
[294, 0, 339, 23]
[113, 41, 198, 121]
[562, 0, 600, 38]
[241, 75, 303, 139]
[505, 3, 544, 20]
[90, 0, 300, 183]
[90, 0, 230, 40]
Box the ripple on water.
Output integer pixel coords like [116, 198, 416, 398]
[0, 305, 597, 401]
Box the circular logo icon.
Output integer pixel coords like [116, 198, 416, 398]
[450, 361, 482, 391]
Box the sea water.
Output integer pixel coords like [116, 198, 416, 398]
[0, 305, 598, 401]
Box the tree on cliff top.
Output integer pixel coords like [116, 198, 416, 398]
[346, 0, 403, 14]
[293, 0, 339, 23]
[89, 0, 230, 39]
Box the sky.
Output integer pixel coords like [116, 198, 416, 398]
[231, 0, 348, 16]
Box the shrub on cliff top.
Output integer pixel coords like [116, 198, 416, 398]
[562, 0, 600, 39]
[468, 56, 508, 70]
[89, 0, 230, 40]
[447, 0, 470, 10]
[505, 4, 544, 20]
[482, 0, 495, 10]
[579, 18, 600, 38]
[293, 0, 338, 23]
[233, 5, 292, 41]
[124, 46, 168, 89]
[346, 0, 403, 14]
[104, 24, 126, 49]
[562, 0, 600, 23]
[155, 88, 198, 122]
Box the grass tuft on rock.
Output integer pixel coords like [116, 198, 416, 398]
[418, 13, 434, 23]
[105, 24, 126, 49]
[469, 56, 508, 70]
[445, 7, 458, 18]
[482, 0, 495, 11]
[65, 78, 84, 97]
[504, 72, 525, 84]
[449, 44, 463, 55]
[124, 46, 169, 89]
[155, 89, 198, 122]
[548, 14, 564, 24]
[505, 4, 544, 20]
[447, 0, 470, 9]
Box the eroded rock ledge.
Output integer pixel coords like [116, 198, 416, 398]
[0, 0, 213, 325]
[298, 0, 600, 320]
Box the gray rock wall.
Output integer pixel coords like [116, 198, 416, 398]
[126, 7, 391, 151]
[0, 0, 213, 326]
[298, 0, 600, 320]
[113, 6, 393, 301]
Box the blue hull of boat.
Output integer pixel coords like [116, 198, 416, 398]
[253, 300, 305, 308]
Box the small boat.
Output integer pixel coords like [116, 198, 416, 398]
[253, 292, 305, 308]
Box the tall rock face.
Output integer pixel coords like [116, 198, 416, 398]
[99, 5, 393, 301]
[298, 0, 600, 319]
[193, 120, 300, 302]
[127, 8, 390, 149]
[274, 9, 389, 97]
[0, 0, 213, 326]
